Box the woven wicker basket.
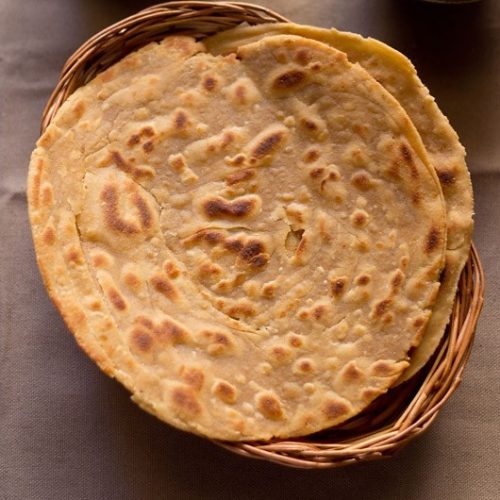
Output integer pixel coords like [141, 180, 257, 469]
[40, 1, 485, 469]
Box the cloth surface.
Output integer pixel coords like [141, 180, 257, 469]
[0, 0, 499, 498]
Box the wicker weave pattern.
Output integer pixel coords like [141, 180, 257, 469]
[39, 1, 485, 469]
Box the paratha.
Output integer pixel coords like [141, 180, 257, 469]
[28, 35, 446, 440]
[206, 23, 473, 382]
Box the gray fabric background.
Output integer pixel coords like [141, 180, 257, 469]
[1, 0, 499, 498]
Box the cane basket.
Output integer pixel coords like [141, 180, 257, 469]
[40, 1, 485, 469]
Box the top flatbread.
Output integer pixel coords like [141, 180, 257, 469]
[206, 23, 474, 382]
[28, 34, 446, 440]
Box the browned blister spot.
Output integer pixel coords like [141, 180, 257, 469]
[340, 361, 364, 383]
[303, 148, 320, 163]
[313, 305, 326, 320]
[350, 209, 369, 228]
[351, 172, 373, 191]
[239, 240, 264, 261]
[309, 167, 325, 179]
[295, 48, 311, 65]
[101, 185, 139, 235]
[200, 330, 235, 356]
[30, 158, 44, 209]
[154, 318, 190, 345]
[437, 168, 456, 185]
[372, 299, 392, 318]
[123, 272, 141, 289]
[251, 131, 286, 160]
[42, 225, 56, 246]
[268, 345, 293, 365]
[150, 275, 178, 301]
[203, 196, 258, 219]
[163, 261, 180, 279]
[256, 392, 284, 420]
[370, 360, 402, 378]
[41, 183, 53, 207]
[130, 328, 153, 353]
[227, 302, 256, 318]
[203, 75, 217, 92]
[355, 274, 370, 286]
[413, 316, 427, 329]
[225, 169, 255, 185]
[65, 246, 84, 265]
[412, 191, 421, 205]
[127, 134, 141, 147]
[174, 109, 189, 131]
[288, 334, 304, 348]
[391, 270, 405, 289]
[293, 358, 315, 375]
[361, 388, 383, 402]
[72, 100, 85, 119]
[180, 367, 205, 392]
[107, 287, 127, 311]
[111, 151, 151, 179]
[170, 386, 201, 416]
[400, 143, 418, 178]
[212, 380, 238, 404]
[223, 237, 244, 253]
[322, 398, 351, 420]
[425, 227, 441, 254]
[272, 69, 306, 90]
[330, 277, 347, 297]
[142, 141, 154, 153]
[135, 316, 154, 330]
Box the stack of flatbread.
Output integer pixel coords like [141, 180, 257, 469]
[28, 24, 473, 441]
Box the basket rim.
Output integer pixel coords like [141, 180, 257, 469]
[37, 0, 485, 469]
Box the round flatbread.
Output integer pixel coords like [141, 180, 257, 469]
[28, 34, 446, 440]
[206, 23, 474, 382]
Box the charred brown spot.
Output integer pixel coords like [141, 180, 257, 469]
[295, 48, 311, 65]
[400, 143, 418, 178]
[163, 261, 180, 279]
[213, 381, 237, 404]
[351, 210, 368, 227]
[108, 288, 127, 311]
[225, 169, 255, 185]
[303, 149, 320, 163]
[300, 118, 318, 131]
[224, 238, 244, 253]
[313, 305, 325, 320]
[235, 84, 246, 103]
[142, 141, 154, 153]
[111, 151, 134, 176]
[309, 167, 325, 179]
[135, 316, 154, 330]
[251, 131, 285, 159]
[203, 231, 224, 245]
[256, 393, 284, 420]
[203, 76, 217, 91]
[240, 241, 264, 261]
[298, 359, 314, 372]
[174, 110, 188, 130]
[412, 191, 421, 205]
[65, 247, 83, 265]
[355, 274, 370, 286]
[351, 172, 373, 191]
[132, 192, 152, 230]
[101, 185, 139, 234]
[425, 227, 441, 253]
[250, 254, 268, 268]
[413, 316, 426, 328]
[323, 399, 350, 420]
[331, 278, 346, 297]
[127, 134, 141, 147]
[437, 168, 456, 185]
[150, 276, 177, 301]
[228, 302, 256, 318]
[288, 334, 303, 348]
[155, 319, 189, 344]
[373, 299, 392, 317]
[131, 329, 153, 353]
[391, 270, 404, 288]
[181, 367, 204, 392]
[371, 360, 399, 377]
[141, 126, 155, 137]
[42, 226, 56, 245]
[272, 69, 306, 90]
[171, 386, 201, 415]
[203, 197, 256, 219]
